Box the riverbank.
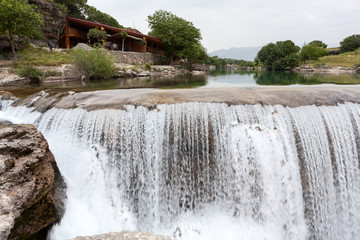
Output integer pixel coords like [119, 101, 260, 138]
[0, 61, 207, 87]
[294, 64, 360, 74]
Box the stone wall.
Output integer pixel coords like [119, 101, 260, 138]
[109, 51, 165, 65]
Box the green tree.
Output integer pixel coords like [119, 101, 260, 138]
[0, 0, 44, 61]
[256, 40, 300, 70]
[87, 28, 108, 42]
[120, 31, 127, 52]
[340, 34, 360, 53]
[147, 10, 202, 63]
[54, 0, 87, 19]
[300, 42, 329, 62]
[179, 43, 208, 64]
[309, 40, 327, 49]
[84, 5, 124, 28]
[55, 0, 123, 29]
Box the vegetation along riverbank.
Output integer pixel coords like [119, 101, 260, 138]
[1, 0, 358, 88]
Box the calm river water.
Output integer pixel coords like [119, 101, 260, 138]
[3, 70, 360, 96]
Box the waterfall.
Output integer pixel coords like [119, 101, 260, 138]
[1, 98, 360, 240]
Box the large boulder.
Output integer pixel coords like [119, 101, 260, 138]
[0, 123, 65, 240]
[69, 231, 173, 240]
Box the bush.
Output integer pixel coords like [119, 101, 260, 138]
[45, 70, 62, 77]
[18, 66, 44, 79]
[256, 40, 300, 70]
[340, 34, 360, 53]
[300, 43, 329, 62]
[70, 48, 116, 79]
[87, 28, 108, 41]
[145, 63, 152, 71]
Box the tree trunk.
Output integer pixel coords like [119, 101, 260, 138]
[8, 29, 17, 61]
[122, 38, 125, 52]
[170, 54, 174, 65]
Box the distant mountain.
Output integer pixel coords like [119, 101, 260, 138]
[209, 46, 262, 61]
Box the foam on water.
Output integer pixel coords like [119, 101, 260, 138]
[1, 98, 359, 240]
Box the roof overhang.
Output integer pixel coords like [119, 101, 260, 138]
[66, 16, 164, 46]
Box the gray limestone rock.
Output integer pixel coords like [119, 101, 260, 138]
[0, 123, 66, 240]
[138, 71, 151, 77]
[69, 231, 173, 240]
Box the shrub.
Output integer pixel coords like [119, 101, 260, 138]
[70, 48, 116, 79]
[87, 27, 108, 41]
[145, 63, 152, 71]
[18, 66, 44, 79]
[340, 34, 360, 53]
[300, 43, 329, 62]
[45, 70, 62, 77]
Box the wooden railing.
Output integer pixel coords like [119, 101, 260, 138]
[68, 28, 87, 39]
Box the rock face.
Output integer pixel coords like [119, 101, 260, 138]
[69, 231, 173, 240]
[0, 0, 66, 50]
[28, 0, 66, 47]
[0, 123, 65, 240]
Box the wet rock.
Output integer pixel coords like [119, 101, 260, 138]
[138, 71, 151, 77]
[0, 69, 28, 86]
[116, 70, 125, 77]
[0, 123, 66, 240]
[50, 86, 360, 111]
[131, 71, 138, 77]
[69, 231, 173, 240]
[125, 69, 133, 77]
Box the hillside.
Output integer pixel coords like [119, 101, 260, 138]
[311, 48, 360, 68]
[209, 46, 262, 61]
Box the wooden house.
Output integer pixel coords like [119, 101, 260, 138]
[58, 17, 165, 55]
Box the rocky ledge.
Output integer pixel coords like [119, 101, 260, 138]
[69, 231, 173, 240]
[295, 64, 360, 73]
[0, 123, 65, 240]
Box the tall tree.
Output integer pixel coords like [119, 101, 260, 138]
[0, 0, 44, 61]
[256, 40, 300, 70]
[84, 5, 124, 28]
[55, 0, 124, 28]
[147, 10, 202, 63]
[54, 0, 87, 19]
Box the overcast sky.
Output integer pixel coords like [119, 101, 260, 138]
[88, 0, 359, 52]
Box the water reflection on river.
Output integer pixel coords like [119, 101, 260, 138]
[2, 71, 360, 96]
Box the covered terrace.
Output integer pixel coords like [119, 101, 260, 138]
[58, 16, 165, 55]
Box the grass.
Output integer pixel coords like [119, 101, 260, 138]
[13, 46, 70, 67]
[308, 48, 360, 68]
[304, 74, 360, 84]
[17, 66, 44, 78]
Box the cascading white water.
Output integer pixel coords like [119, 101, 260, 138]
[1, 97, 360, 240]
